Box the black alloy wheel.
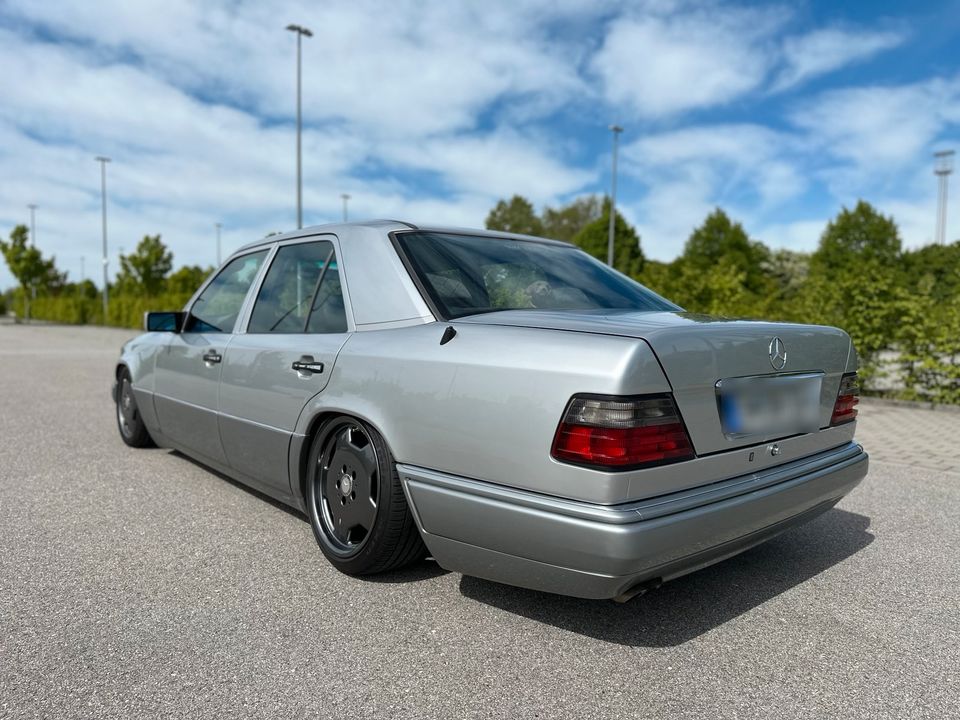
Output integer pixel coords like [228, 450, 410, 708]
[116, 369, 155, 448]
[306, 415, 426, 575]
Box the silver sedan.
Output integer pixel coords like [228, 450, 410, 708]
[114, 221, 868, 600]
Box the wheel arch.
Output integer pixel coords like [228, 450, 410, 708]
[293, 407, 395, 509]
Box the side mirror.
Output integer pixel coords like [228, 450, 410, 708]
[144, 311, 185, 332]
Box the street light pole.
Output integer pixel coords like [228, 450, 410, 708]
[341, 193, 351, 222]
[286, 23, 313, 229]
[215, 222, 222, 265]
[934, 150, 955, 246]
[95, 156, 111, 321]
[607, 124, 623, 268]
[27, 204, 37, 246]
[27, 204, 37, 304]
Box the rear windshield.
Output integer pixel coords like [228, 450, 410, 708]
[395, 231, 678, 319]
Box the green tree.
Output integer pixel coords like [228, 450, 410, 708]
[485, 195, 544, 236]
[570, 198, 644, 276]
[897, 287, 960, 404]
[800, 201, 905, 383]
[901, 241, 960, 302]
[810, 200, 901, 271]
[166, 265, 211, 296]
[651, 209, 773, 317]
[636, 259, 673, 299]
[671, 257, 752, 316]
[677, 209, 771, 296]
[74, 279, 99, 300]
[542, 196, 602, 242]
[117, 234, 173, 295]
[0, 224, 63, 319]
[763, 248, 810, 315]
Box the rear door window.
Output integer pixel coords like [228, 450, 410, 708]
[248, 241, 348, 334]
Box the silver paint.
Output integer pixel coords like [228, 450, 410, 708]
[116, 220, 868, 598]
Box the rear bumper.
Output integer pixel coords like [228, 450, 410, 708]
[398, 442, 868, 599]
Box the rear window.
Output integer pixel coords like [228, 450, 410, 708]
[395, 231, 677, 319]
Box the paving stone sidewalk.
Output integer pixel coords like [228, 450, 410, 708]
[856, 398, 960, 474]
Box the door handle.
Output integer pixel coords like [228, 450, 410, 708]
[202, 350, 222, 364]
[292, 356, 324, 375]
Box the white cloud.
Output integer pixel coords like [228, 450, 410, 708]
[590, 5, 785, 118]
[619, 124, 808, 258]
[873, 162, 960, 249]
[0, 9, 596, 288]
[2, 0, 589, 138]
[753, 219, 825, 252]
[791, 75, 960, 199]
[774, 28, 905, 92]
[624, 124, 805, 205]
[0, 0, 957, 294]
[381, 130, 593, 202]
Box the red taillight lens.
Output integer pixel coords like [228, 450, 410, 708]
[831, 372, 860, 425]
[551, 394, 695, 470]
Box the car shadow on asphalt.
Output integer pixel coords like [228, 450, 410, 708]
[458, 508, 873, 647]
[169, 449, 450, 585]
[170, 449, 307, 520]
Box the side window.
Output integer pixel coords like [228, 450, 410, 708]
[186, 250, 268, 333]
[248, 241, 348, 334]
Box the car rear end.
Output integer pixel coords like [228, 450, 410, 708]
[391, 229, 868, 599]
[396, 312, 867, 600]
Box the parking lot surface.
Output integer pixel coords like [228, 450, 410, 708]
[1, 323, 958, 719]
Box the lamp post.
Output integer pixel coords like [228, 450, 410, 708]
[27, 204, 37, 246]
[607, 124, 623, 268]
[95, 156, 111, 321]
[341, 193, 351, 222]
[286, 23, 313, 229]
[934, 150, 955, 246]
[27, 204, 37, 303]
[215, 222, 222, 265]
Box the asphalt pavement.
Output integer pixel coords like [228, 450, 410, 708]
[0, 322, 957, 719]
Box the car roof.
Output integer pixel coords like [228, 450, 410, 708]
[233, 220, 574, 254]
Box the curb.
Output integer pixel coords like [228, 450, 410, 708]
[860, 396, 960, 414]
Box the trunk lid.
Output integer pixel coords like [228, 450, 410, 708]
[456, 310, 853, 455]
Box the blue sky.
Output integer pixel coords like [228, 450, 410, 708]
[1, 0, 959, 290]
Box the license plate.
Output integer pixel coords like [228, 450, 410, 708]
[717, 373, 823, 438]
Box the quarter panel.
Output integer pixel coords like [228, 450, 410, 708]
[294, 322, 671, 504]
[458, 310, 855, 455]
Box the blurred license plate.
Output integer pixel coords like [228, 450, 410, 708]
[717, 373, 823, 438]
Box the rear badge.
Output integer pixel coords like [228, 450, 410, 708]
[769, 337, 787, 370]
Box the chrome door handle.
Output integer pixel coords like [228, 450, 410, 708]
[202, 351, 222, 364]
[292, 358, 324, 375]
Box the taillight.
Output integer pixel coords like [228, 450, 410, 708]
[551, 394, 695, 470]
[831, 372, 860, 425]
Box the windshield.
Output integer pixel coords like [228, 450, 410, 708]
[395, 231, 679, 319]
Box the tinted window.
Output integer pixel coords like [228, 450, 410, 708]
[248, 241, 348, 334]
[186, 251, 267, 333]
[396, 232, 678, 319]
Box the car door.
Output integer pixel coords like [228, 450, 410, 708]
[154, 249, 269, 465]
[218, 238, 351, 494]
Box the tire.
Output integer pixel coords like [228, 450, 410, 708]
[306, 415, 426, 575]
[116, 368, 155, 448]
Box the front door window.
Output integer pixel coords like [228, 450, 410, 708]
[186, 251, 268, 333]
